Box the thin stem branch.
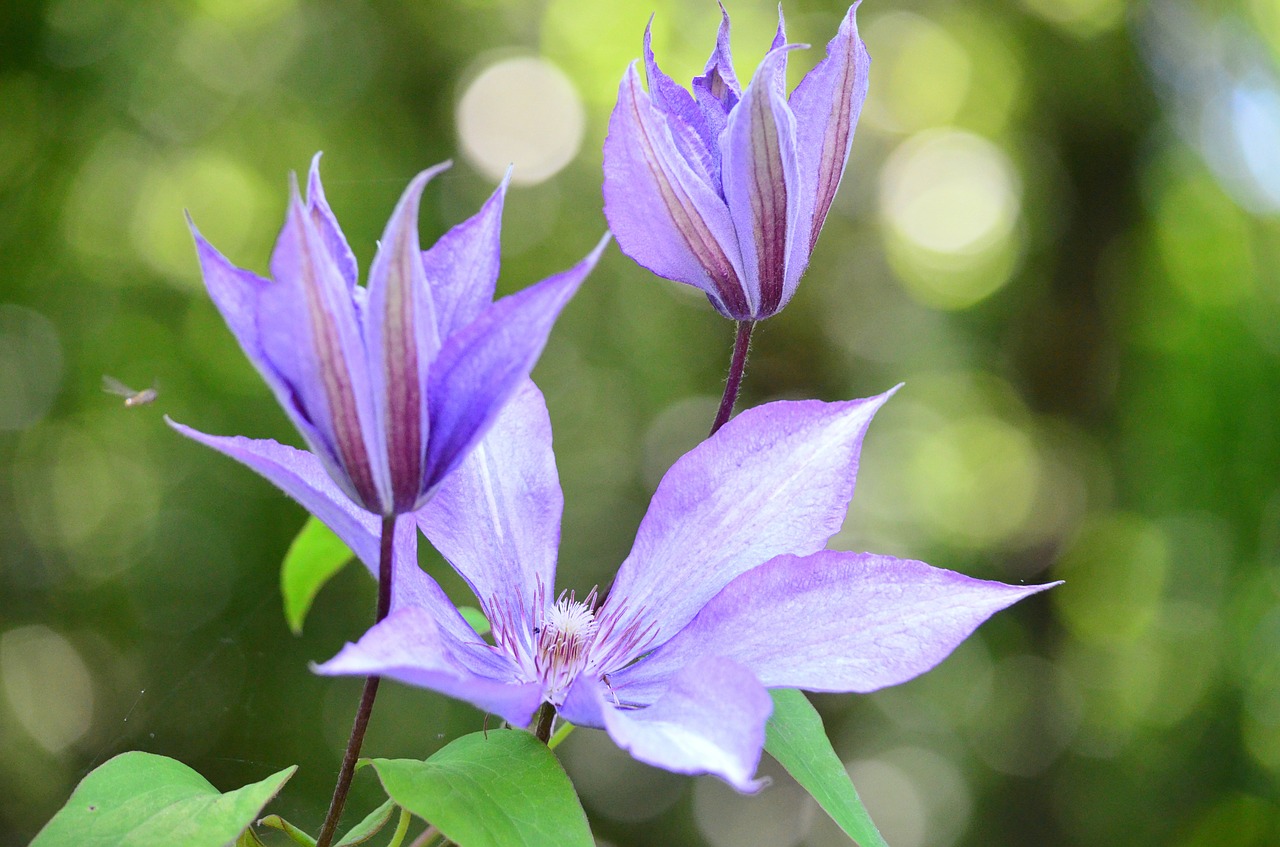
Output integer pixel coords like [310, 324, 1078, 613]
[709, 320, 755, 437]
[533, 702, 557, 744]
[315, 514, 398, 847]
[407, 824, 445, 847]
[386, 807, 413, 847]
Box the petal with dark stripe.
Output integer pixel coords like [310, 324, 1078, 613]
[785, 2, 870, 301]
[603, 63, 749, 318]
[366, 164, 449, 512]
[264, 178, 384, 511]
[721, 45, 802, 318]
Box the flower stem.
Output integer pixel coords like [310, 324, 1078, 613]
[315, 514, 398, 847]
[709, 320, 755, 437]
[533, 702, 557, 744]
[407, 823, 445, 847]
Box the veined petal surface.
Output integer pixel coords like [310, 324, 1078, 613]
[577, 657, 771, 792]
[787, 2, 870, 299]
[365, 164, 449, 511]
[416, 380, 562, 632]
[263, 179, 385, 510]
[603, 64, 749, 318]
[315, 605, 543, 728]
[614, 551, 1058, 701]
[598, 391, 895, 662]
[722, 45, 802, 318]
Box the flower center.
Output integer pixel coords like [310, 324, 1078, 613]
[534, 590, 599, 704]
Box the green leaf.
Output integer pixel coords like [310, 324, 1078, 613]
[457, 606, 491, 637]
[258, 815, 317, 846]
[369, 731, 593, 847]
[282, 515, 355, 634]
[335, 798, 397, 846]
[31, 751, 295, 847]
[765, 689, 889, 847]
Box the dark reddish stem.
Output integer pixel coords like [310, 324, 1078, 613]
[533, 702, 556, 744]
[709, 320, 755, 437]
[315, 514, 397, 847]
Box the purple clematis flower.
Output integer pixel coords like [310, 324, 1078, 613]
[169, 155, 607, 519]
[313, 382, 1055, 789]
[602, 3, 870, 320]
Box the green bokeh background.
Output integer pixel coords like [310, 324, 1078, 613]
[3, 0, 1280, 844]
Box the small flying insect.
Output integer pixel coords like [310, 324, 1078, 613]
[102, 375, 158, 408]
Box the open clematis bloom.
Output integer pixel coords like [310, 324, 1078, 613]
[315, 382, 1056, 789]
[170, 155, 606, 518]
[603, 3, 870, 320]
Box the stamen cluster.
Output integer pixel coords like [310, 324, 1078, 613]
[533, 588, 600, 703]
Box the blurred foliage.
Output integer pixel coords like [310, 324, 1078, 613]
[1, 0, 1279, 845]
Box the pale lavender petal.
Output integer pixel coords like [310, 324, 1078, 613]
[421, 171, 505, 341]
[365, 163, 450, 512]
[167, 420, 382, 564]
[263, 178, 385, 510]
[421, 235, 607, 497]
[722, 45, 802, 318]
[598, 390, 896, 665]
[603, 64, 749, 318]
[187, 220, 340, 472]
[305, 153, 359, 290]
[415, 380, 561, 631]
[692, 3, 741, 122]
[643, 20, 718, 184]
[770, 5, 787, 53]
[786, 2, 870, 301]
[614, 551, 1058, 702]
[563, 658, 770, 792]
[314, 606, 544, 727]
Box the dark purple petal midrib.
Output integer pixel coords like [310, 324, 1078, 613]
[294, 213, 380, 510]
[628, 89, 749, 318]
[749, 87, 788, 316]
[384, 230, 422, 512]
[808, 27, 857, 253]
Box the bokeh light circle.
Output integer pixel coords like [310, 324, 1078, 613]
[879, 129, 1023, 309]
[456, 55, 585, 186]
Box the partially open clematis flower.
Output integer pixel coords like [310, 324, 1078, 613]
[314, 382, 1056, 789]
[169, 155, 607, 519]
[603, 3, 870, 320]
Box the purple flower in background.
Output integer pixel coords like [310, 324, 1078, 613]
[603, 3, 870, 320]
[170, 155, 607, 519]
[315, 382, 1055, 789]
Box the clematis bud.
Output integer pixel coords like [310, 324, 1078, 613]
[174, 155, 607, 518]
[603, 2, 870, 320]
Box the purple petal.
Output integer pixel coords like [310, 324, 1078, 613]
[563, 658, 770, 792]
[314, 605, 544, 727]
[415, 380, 562, 632]
[721, 45, 802, 318]
[692, 3, 742, 120]
[786, 2, 870, 300]
[187, 220, 337, 465]
[304, 154, 359, 290]
[770, 5, 788, 53]
[614, 551, 1058, 701]
[264, 178, 385, 510]
[167, 419, 480, 644]
[603, 64, 750, 318]
[421, 173, 506, 341]
[598, 391, 896, 665]
[167, 420, 381, 562]
[365, 163, 451, 512]
[643, 20, 719, 184]
[421, 235, 607, 497]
